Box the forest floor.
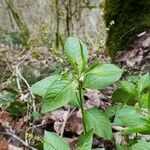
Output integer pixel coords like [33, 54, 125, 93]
[0, 30, 150, 150]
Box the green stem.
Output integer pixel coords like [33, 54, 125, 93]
[78, 79, 87, 133]
[147, 93, 150, 115]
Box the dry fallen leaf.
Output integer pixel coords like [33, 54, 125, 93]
[50, 109, 67, 121]
[8, 144, 23, 150]
[0, 135, 8, 150]
[115, 48, 143, 67]
[12, 115, 30, 132]
[0, 111, 12, 127]
[85, 90, 101, 108]
[65, 111, 83, 135]
[113, 132, 127, 145]
[65, 137, 78, 150]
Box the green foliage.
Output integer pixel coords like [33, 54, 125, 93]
[65, 37, 88, 76]
[116, 144, 129, 150]
[123, 118, 150, 135]
[113, 106, 146, 127]
[10, 31, 23, 45]
[7, 101, 26, 118]
[31, 75, 61, 97]
[116, 140, 150, 150]
[0, 89, 18, 106]
[112, 73, 150, 108]
[130, 140, 150, 150]
[31, 36, 123, 148]
[76, 130, 93, 150]
[0, 30, 25, 46]
[0, 88, 26, 118]
[83, 64, 122, 89]
[83, 108, 112, 140]
[112, 74, 150, 136]
[137, 73, 150, 94]
[69, 93, 81, 108]
[42, 79, 77, 113]
[44, 131, 70, 150]
[112, 105, 150, 136]
[103, 0, 150, 57]
[40, 24, 52, 48]
[106, 104, 123, 118]
[0, 32, 8, 44]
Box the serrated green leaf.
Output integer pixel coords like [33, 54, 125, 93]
[83, 64, 123, 90]
[44, 131, 70, 150]
[83, 108, 112, 140]
[123, 124, 149, 135]
[42, 79, 77, 113]
[116, 144, 128, 150]
[65, 37, 88, 75]
[0, 90, 17, 105]
[113, 106, 145, 127]
[130, 140, 150, 150]
[76, 130, 93, 150]
[127, 75, 139, 83]
[123, 118, 150, 135]
[31, 75, 60, 96]
[137, 73, 150, 94]
[140, 93, 150, 109]
[112, 89, 136, 105]
[106, 104, 123, 118]
[120, 81, 137, 97]
[7, 101, 26, 117]
[69, 92, 80, 108]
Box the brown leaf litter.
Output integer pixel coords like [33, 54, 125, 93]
[115, 30, 150, 74]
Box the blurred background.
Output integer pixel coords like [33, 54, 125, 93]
[0, 0, 105, 50]
[0, 0, 150, 84]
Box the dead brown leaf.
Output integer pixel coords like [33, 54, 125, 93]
[54, 122, 63, 134]
[115, 48, 143, 67]
[8, 144, 23, 150]
[85, 90, 101, 108]
[65, 111, 83, 135]
[0, 135, 8, 150]
[12, 115, 30, 132]
[0, 111, 12, 128]
[65, 137, 78, 150]
[48, 109, 68, 134]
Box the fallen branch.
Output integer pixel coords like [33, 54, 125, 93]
[1, 131, 38, 150]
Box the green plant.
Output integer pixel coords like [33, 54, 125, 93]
[112, 73, 150, 137]
[112, 73, 150, 108]
[31, 37, 123, 149]
[117, 140, 150, 150]
[0, 88, 18, 106]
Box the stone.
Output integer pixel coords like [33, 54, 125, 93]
[142, 37, 150, 48]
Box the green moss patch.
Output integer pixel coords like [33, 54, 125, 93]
[103, 0, 150, 58]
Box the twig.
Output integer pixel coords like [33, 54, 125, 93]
[15, 48, 36, 111]
[15, 65, 36, 111]
[60, 107, 70, 136]
[60, 107, 76, 136]
[1, 131, 38, 150]
[3, 56, 14, 73]
[120, 27, 135, 40]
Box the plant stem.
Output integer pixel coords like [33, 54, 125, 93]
[78, 79, 87, 133]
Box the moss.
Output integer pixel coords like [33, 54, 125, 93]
[103, 0, 150, 58]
